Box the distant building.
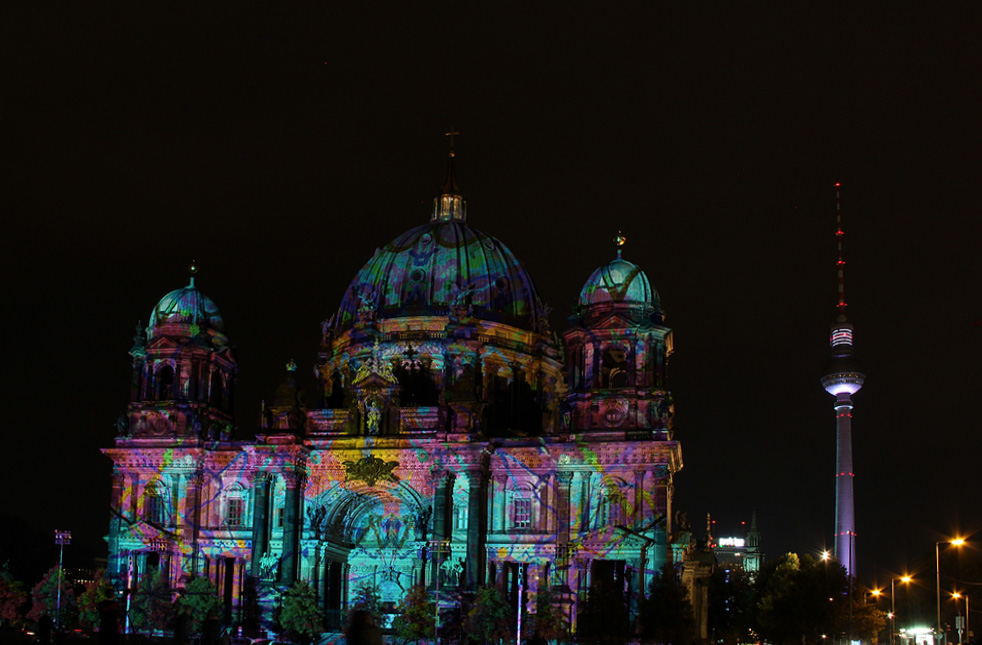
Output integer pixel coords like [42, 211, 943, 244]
[103, 147, 684, 631]
[712, 513, 762, 577]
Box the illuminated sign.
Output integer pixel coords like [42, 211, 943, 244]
[718, 537, 745, 547]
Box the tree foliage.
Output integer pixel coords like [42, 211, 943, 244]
[707, 565, 756, 645]
[76, 572, 115, 632]
[392, 584, 435, 644]
[28, 566, 76, 628]
[129, 569, 173, 634]
[529, 586, 570, 642]
[752, 552, 886, 645]
[348, 580, 382, 626]
[0, 563, 29, 628]
[639, 565, 695, 645]
[175, 576, 222, 634]
[277, 580, 323, 643]
[577, 577, 632, 645]
[464, 586, 514, 644]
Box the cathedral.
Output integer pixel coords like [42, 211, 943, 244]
[103, 146, 684, 632]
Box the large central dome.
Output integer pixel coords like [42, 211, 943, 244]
[336, 220, 545, 331]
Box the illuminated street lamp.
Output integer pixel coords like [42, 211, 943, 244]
[951, 592, 969, 645]
[936, 538, 966, 642]
[891, 575, 913, 645]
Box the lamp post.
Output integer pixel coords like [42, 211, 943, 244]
[891, 575, 913, 645]
[951, 592, 969, 645]
[54, 530, 71, 630]
[936, 538, 966, 643]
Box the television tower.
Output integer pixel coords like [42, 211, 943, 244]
[820, 183, 865, 578]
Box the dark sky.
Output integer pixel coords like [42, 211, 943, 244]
[3, 4, 980, 584]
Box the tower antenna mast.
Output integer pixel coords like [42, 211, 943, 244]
[835, 183, 847, 314]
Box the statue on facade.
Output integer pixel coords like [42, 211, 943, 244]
[366, 398, 381, 435]
[259, 552, 279, 581]
[412, 506, 431, 540]
[115, 412, 129, 436]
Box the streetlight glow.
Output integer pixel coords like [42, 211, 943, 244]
[937, 538, 968, 641]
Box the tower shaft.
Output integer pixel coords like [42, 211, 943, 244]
[834, 392, 856, 576]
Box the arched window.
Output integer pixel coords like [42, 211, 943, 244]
[156, 365, 175, 400]
[602, 346, 629, 388]
[143, 480, 168, 525]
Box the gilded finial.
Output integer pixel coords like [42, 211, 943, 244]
[615, 231, 626, 258]
[445, 127, 460, 156]
[286, 359, 297, 373]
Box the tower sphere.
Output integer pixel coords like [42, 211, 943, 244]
[821, 320, 865, 396]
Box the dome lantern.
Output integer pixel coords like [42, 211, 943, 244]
[431, 128, 467, 223]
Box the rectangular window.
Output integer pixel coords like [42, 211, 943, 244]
[227, 498, 244, 527]
[145, 495, 163, 524]
[454, 504, 468, 531]
[276, 507, 285, 528]
[513, 499, 532, 530]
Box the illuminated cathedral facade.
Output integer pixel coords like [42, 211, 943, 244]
[103, 148, 683, 631]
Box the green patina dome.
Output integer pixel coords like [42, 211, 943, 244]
[149, 280, 225, 336]
[579, 252, 658, 308]
[336, 220, 547, 331]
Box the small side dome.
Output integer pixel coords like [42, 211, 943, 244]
[149, 280, 225, 336]
[578, 254, 657, 307]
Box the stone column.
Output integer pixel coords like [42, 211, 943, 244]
[633, 468, 646, 528]
[186, 470, 203, 576]
[430, 470, 453, 586]
[490, 473, 507, 533]
[281, 471, 303, 584]
[250, 473, 270, 578]
[555, 472, 573, 546]
[465, 469, 487, 588]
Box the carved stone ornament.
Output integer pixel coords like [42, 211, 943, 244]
[343, 454, 399, 486]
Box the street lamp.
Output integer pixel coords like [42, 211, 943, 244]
[936, 538, 966, 643]
[891, 575, 913, 645]
[951, 592, 969, 645]
[54, 530, 71, 630]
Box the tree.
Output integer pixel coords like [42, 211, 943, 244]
[0, 563, 29, 629]
[576, 574, 632, 645]
[464, 586, 514, 644]
[174, 576, 222, 634]
[277, 581, 323, 644]
[529, 586, 570, 643]
[76, 572, 116, 633]
[639, 565, 694, 645]
[756, 553, 846, 645]
[348, 580, 382, 627]
[392, 585, 435, 644]
[28, 566, 76, 629]
[129, 569, 173, 634]
[707, 565, 756, 645]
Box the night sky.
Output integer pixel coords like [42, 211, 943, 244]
[3, 4, 980, 584]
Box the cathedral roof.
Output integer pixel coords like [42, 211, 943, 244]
[148, 273, 225, 337]
[336, 220, 547, 331]
[578, 249, 658, 308]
